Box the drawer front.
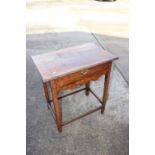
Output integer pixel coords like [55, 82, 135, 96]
[56, 62, 111, 90]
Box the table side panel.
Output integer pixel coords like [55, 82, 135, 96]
[56, 62, 112, 90]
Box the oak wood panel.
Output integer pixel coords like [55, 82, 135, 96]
[32, 43, 118, 82]
[56, 62, 111, 90]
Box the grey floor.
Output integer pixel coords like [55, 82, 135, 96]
[26, 32, 129, 155]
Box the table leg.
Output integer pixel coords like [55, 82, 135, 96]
[50, 80, 62, 132]
[42, 82, 50, 109]
[101, 64, 112, 114]
[85, 82, 90, 96]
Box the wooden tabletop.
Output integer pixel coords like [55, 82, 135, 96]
[32, 43, 118, 82]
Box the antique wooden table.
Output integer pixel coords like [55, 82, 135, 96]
[32, 43, 118, 132]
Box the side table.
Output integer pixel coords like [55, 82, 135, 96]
[32, 43, 118, 132]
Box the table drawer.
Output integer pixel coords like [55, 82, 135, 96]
[56, 62, 111, 90]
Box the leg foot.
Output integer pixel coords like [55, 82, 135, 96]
[58, 127, 62, 133]
[101, 105, 105, 114]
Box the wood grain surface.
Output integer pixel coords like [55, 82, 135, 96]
[32, 43, 118, 82]
[56, 62, 111, 90]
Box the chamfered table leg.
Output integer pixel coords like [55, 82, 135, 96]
[101, 63, 112, 114]
[50, 80, 62, 132]
[85, 82, 90, 96]
[42, 82, 50, 109]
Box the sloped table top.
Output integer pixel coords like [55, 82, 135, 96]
[32, 43, 118, 82]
